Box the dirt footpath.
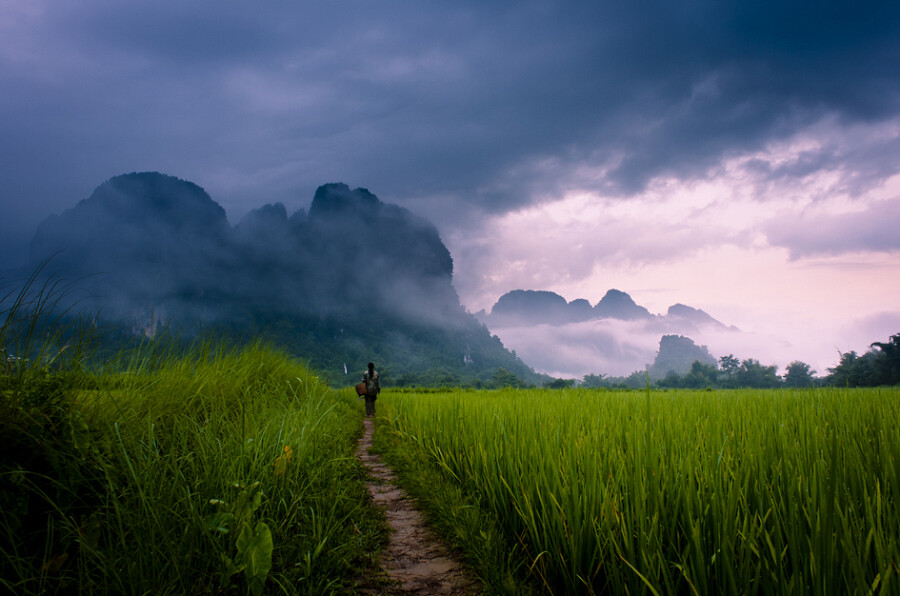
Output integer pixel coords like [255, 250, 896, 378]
[355, 418, 481, 595]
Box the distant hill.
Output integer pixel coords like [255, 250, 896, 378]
[473, 288, 739, 379]
[24, 172, 541, 386]
[490, 290, 588, 325]
[594, 289, 654, 320]
[648, 335, 718, 379]
[479, 288, 731, 330]
[666, 303, 733, 331]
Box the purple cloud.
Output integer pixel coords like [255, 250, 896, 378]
[765, 198, 900, 258]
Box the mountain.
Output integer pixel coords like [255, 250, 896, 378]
[24, 172, 540, 386]
[594, 289, 654, 320]
[666, 303, 734, 331]
[475, 287, 738, 379]
[648, 335, 718, 379]
[480, 288, 728, 329]
[489, 290, 594, 325]
[304, 183, 457, 321]
[31, 172, 232, 321]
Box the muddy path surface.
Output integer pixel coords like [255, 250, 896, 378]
[355, 418, 481, 595]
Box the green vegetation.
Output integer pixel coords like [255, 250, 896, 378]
[372, 411, 538, 595]
[6, 268, 898, 594]
[374, 386, 900, 595]
[1, 274, 382, 594]
[177, 309, 545, 390]
[578, 335, 900, 390]
[1, 340, 383, 594]
[827, 334, 900, 387]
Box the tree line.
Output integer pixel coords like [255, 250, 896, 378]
[579, 333, 900, 389]
[826, 333, 900, 387]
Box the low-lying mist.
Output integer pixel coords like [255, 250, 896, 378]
[488, 316, 850, 380]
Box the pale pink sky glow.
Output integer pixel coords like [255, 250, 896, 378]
[449, 124, 900, 377]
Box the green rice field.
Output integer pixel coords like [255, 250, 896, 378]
[3, 326, 898, 595]
[373, 386, 900, 595]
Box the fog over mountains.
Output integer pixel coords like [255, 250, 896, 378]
[480, 288, 734, 332]
[476, 289, 745, 379]
[23, 172, 537, 384]
[16, 171, 763, 382]
[31, 173, 457, 324]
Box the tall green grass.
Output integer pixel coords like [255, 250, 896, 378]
[375, 387, 900, 595]
[1, 338, 382, 594]
[0, 259, 97, 381]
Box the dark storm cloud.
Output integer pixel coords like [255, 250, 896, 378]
[2, 0, 900, 266]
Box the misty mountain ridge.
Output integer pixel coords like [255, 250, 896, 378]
[30, 175, 456, 320]
[479, 288, 737, 333]
[473, 288, 744, 379]
[23, 172, 538, 385]
[18, 172, 752, 384]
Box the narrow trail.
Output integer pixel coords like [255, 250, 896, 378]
[355, 417, 481, 595]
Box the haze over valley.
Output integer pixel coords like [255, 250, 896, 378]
[7, 171, 886, 383]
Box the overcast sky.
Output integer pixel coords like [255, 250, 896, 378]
[2, 1, 899, 374]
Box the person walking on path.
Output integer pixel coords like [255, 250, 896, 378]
[363, 362, 380, 417]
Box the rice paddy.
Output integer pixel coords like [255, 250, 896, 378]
[374, 386, 900, 595]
